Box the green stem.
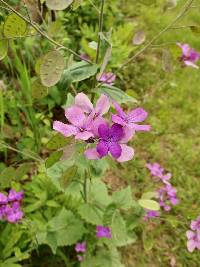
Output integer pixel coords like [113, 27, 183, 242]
[83, 171, 88, 203]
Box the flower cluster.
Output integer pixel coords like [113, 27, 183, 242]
[177, 43, 200, 69]
[53, 93, 150, 162]
[186, 216, 200, 253]
[0, 189, 24, 223]
[75, 242, 86, 262]
[145, 163, 179, 219]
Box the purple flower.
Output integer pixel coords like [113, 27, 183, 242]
[6, 208, 23, 223]
[96, 225, 112, 239]
[158, 183, 179, 211]
[177, 43, 200, 69]
[85, 123, 134, 162]
[0, 193, 7, 204]
[8, 189, 24, 202]
[146, 163, 164, 178]
[144, 210, 160, 221]
[97, 72, 116, 85]
[75, 242, 86, 253]
[191, 216, 200, 231]
[186, 230, 200, 252]
[112, 102, 151, 132]
[74, 93, 110, 116]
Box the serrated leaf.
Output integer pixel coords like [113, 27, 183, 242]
[133, 30, 146, 45]
[98, 85, 137, 104]
[138, 199, 160, 211]
[46, 133, 71, 150]
[103, 203, 117, 225]
[0, 37, 8, 60]
[78, 203, 103, 225]
[0, 167, 15, 188]
[112, 186, 133, 210]
[45, 151, 63, 169]
[40, 51, 65, 87]
[59, 165, 77, 189]
[3, 13, 27, 38]
[32, 78, 48, 99]
[67, 61, 98, 82]
[46, 0, 73, 10]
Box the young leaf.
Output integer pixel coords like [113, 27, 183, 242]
[98, 85, 137, 104]
[45, 151, 63, 169]
[67, 61, 98, 82]
[32, 78, 49, 99]
[46, 0, 73, 10]
[138, 199, 160, 211]
[40, 51, 65, 87]
[3, 13, 27, 38]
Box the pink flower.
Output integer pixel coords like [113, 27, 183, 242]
[0, 193, 8, 204]
[186, 216, 200, 253]
[97, 72, 116, 85]
[8, 189, 24, 202]
[177, 43, 200, 69]
[96, 225, 112, 239]
[74, 93, 110, 116]
[191, 216, 200, 231]
[158, 183, 179, 211]
[85, 123, 134, 162]
[75, 242, 86, 253]
[144, 210, 160, 221]
[112, 102, 151, 132]
[146, 162, 164, 178]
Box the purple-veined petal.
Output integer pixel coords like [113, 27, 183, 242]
[186, 230, 195, 239]
[75, 131, 94, 140]
[53, 121, 78, 137]
[109, 142, 122, 158]
[75, 93, 93, 113]
[84, 148, 100, 160]
[98, 124, 110, 139]
[127, 108, 148, 123]
[117, 144, 134, 162]
[177, 43, 191, 57]
[113, 101, 126, 118]
[95, 94, 110, 116]
[96, 141, 109, 158]
[120, 126, 135, 143]
[92, 117, 108, 137]
[110, 123, 124, 142]
[65, 106, 86, 127]
[112, 114, 126, 126]
[187, 240, 196, 253]
[129, 123, 151, 132]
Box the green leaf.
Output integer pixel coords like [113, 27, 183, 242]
[72, 0, 83, 10]
[40, 50, 65, 87]
[32, 78, 49, 99]
[190, 26, 200, 35]
[59, 165, 77, 190]
[103, 203, 117, 225]
[98, 85, 137, 104]
[0, 167, 15, 188]
[67, 61, 98, 82]
[139, 0, 156, 5]
[141, 191, 157, 199]
[45, 151, 63, 168]
[138, 199, 160, 211]
[3, 13, 27, 38]
[90, 180, 111, 206]
[112, 186, 133, 210]
[15, 163, 31, 180]
[142, 230, 155, 251]
[46, 0, 73, 10]
[0, 37, 8, 61]
[46, 133, 71, 150]
[78, 203, 103, 225]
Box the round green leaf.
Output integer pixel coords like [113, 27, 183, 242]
[138, 199, 160, 211]
[32, 78, 49, 99]
[40, 50, 65, 87]
[3, 13, 27, 38]
[46, 0, 73, 10]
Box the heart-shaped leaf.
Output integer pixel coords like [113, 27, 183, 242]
[3, 13, 27, 38]
[40, 50, 65, 87]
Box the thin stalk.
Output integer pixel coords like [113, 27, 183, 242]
[0, 0, 92, 64]
[83, 171, 88, 203]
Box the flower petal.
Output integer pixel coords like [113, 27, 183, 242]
[112, 114, 126, 126]
[53, 121, 78, 137]
[75, 93, 93, 113]
[84, 148, 100, 160]
[65, 106, 86, 127]
[110, 123, 124, 141]
[128, 108, 148, 123]
[109, 143, 122, 158]
[117, 144, 134, 162]
[129, 123, 151, 132]
[184, 60, 199, 69]
[96, 141, 109, 158]
[120, 126, 135, 143]
[75, 131, 94, 140]
[113, 101, 126, 118]
[92, 117, 108, 137]
[186, 230, 195, 239]
[95, 94, 110, 116]
[98, 124, 110, 139]
[187, 240, 196, 253]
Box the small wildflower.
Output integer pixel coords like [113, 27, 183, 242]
[144, 210, 160, 221]
[186, 216, 200, 252]
[96, 225, 112, 239]
[177, 43, 200, 69]
[97, 72, 116, 85]
[77, 255, 84, 262]
[75, 242, 86, 253]
[146, 162, 164, 178]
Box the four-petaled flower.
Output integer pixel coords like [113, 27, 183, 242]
[177, 43, 200, 69]
[96, 225, 112, 239]
[85, 123, 134, 162]
[112, 102, 151, 132]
